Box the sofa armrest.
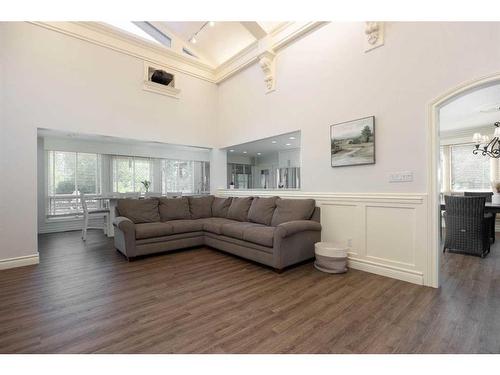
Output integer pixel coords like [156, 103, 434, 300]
[113, 216, 136, 258]
[276, 220, 322, 238]
[113, 216, 135, 232]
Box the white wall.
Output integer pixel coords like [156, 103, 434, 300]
[0, 22, 217, 262]
[217, 22, 500, 193]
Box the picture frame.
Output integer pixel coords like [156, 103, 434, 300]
[330, 116, 375, 167]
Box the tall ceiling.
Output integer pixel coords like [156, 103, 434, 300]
[105, 21, 285, 68]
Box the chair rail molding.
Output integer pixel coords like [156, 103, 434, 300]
[217, 189, 430, 287]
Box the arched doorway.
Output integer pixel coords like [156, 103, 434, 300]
[427, 72, 500, 287]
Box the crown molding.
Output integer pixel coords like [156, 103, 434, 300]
[214, 22, 328, 83]
[28, 21, 329, 87]
[30, 21, 217, 83]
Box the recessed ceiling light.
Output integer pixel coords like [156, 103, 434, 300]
[243, 151, 247, 154]
[208, 21, 215, 27]
[257, 152, 262, 155]
[271, 140, 277, 144]
[189, 36, 197, 44]
[229, 149, 234, 152]
[289, 136, 296, 140]
[285, 143, 291, 146]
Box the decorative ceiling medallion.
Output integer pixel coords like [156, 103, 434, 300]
[258, 50, 276, 93]
[364, 22, 384, 52]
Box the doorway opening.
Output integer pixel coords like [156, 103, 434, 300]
[429, 73, 500, 287]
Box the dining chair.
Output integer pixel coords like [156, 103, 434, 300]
[443, 195, 492, 258]
[464, 192, 496, 243]
[81, 193, 110, 241]
[166, 191, 182, 198]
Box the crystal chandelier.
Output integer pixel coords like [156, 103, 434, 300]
[472, 122, 500, 158]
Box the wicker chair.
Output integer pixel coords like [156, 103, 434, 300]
[443, 196, 492, 258]
[464, 192, 496, 243]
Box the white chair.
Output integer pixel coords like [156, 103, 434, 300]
[81, 193, 110, 241]
[166, 191, 182, 198]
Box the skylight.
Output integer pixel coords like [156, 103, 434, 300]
[105, 21, 171, 48]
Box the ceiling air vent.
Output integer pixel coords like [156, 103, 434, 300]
[143, 62, 181, 98]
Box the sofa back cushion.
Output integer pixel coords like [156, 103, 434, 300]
[227, 197, 254, 222]
[212, 197, 233, 218]
[248, 196, 278, 226]
[188, 195, 215, 219]
[270, 198, 316, 226]
[158, 197, 191, 221]
[116, 198, 160, 224]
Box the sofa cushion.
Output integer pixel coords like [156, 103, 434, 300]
[227, 197, 253, 222]
[169, 219, 205, 234]
[271, 198, 316, 226]
[221, 222, 263, 240]
[247, 196, 279, 225]
[212, 197, 233, 218]
[202, 217, 237, 234]
[243, 226, 276, 247]
[116, 198, 160, 224]
[158, 197, 191, 221]
[188, 196, 215, 219]
[135, 222, 173, 239]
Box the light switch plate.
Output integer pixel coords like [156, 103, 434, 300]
[389, 171, 413, 183]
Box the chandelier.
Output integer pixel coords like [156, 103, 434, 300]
[472, 122, 500, 158]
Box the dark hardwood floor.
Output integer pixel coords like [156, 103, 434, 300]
[0, 230, 499, 353]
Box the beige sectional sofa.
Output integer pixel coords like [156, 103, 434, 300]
[113, 195, 321, 271]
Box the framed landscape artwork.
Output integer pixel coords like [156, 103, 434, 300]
[330, 116, 375, 167]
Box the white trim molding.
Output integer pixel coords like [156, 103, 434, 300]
[214, 22, 328, 83]
[364, 22, 385, 52]
[29, 21, 329, 88]
[258, 51, 276, 93]
[217, 189, 430, 286]
[0, 254, 39, 270]
[427, 71, 500, 289]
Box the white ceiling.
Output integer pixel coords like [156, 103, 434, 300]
[105, 21, 285, 68]
[224, 131, 301, 158]
[163, 22, 257, 66]
[439, 83, 500, 133]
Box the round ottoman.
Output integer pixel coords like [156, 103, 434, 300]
[314, 242, 348, 274]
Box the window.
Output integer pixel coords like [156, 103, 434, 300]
[161, 160, 210, 194]
[47, 151, 101, 216]
[112, 156, 153, 193]
[440, 143, 495, 193]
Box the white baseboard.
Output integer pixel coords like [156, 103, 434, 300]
[348, 257, 424, 285]
[0, 254, 40, 270]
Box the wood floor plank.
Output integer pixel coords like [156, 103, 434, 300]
[0, 230, 499, 353]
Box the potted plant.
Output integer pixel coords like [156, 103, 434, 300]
[141, 180, 151, 193]
[491, 180, 500, 204]
[229, 181, 235, 190]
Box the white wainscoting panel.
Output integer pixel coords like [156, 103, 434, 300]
[217, 189, 430, 286]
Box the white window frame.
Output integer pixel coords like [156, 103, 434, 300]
[46, 150, 102, 218]
[440, 142, 499, 194]
[111, 156, 154, 193]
